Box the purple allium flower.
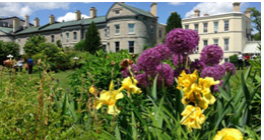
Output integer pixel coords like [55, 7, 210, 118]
[186, 29, 200, 51]
[190, 59, 205, 73]
[137, 48, 161, 71]
[174, 67, 191, 78]
[121, 64, 139, 78]
[136, 73, 150, 88]
[153, 44, 171, 61]
[215, 65, 226, 79]
[201, 66, 223, 80]
[222, 62, 236, 75]
[165, 28, 197, 54]
[172, 54, 186, 67]
[213, 80, 224, 93]
[155, 64, 174, 87]
[200, 45, 223, 66]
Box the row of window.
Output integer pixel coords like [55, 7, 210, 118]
[50, 32, 78, 43]
[185, 20, 229, 33]
[202, 38, 229, 51]
[115, 41, 135, 53]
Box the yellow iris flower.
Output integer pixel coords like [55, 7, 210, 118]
[119, 77, 142, 94]
[93, 80, 124, 115]
[181, 105, 206, 131]
[213, 128, 243, 140]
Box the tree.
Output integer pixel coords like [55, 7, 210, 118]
[0, 40, 20, 64]
[24, 34, 46, 56]
[166, 12, 182, 33]
[248, 7, 261, 40]
[74, 40, 86, 51]
[84, 21, 101, 54]
[56, 40, 63, 49]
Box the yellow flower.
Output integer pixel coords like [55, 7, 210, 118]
[198, 77, 219, 105]
[119, 77, 142, 94]
[93, 80, 124, 115]
[177, 70, 198, 92]
[181, 105, 206, 131]
[213, 128, 243, 140]
[89, 85, 99, 95]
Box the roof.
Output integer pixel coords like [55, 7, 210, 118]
[16, 16, 106, 35]
[116, 2, 155, 18]
[243, 41, 261, 53]
[0, 26, 12, 34]
[0, 16, 34, 26]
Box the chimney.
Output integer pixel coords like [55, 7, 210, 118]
[151, 2, 157, 17]
[233, 2, 241, 12]
[244, 9, 251, 18]
[90, 7, 97, 18]
[13, 17, 21, 33]
[24, 15, 29, 28]
[49, 14, 55, 24]
[34, 18, 39, 27]
[204, 13, 209, 16]
[75, 10, 81, 21]
[194, 9, 200, 17]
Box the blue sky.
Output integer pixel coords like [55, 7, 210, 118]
[0, 2, 261, 26]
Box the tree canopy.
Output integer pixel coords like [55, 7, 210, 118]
[0, 40, 20, 64]
[166, 12, 182, 33]
[84, 21, 102, 54]
[24, 34, 46, 56]
[248, 7, 261, 40]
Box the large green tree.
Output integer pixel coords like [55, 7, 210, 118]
[24, 34, 46, 56]
[248, 7, 261, 40]
[0, 40, 20, 64]
[166, 12, 182, 33]
[84, 21, 101, 54]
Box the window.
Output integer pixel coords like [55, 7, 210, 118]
[73, 32, 77, 41]
[224, 58, 229, 62]
[66, 33, 69, 42]
[214, 22, 218, 33]
[128, 41, 134, 53]
[105, 26, 110, 37]
[224, 38, 229, 51]
[150, 26, 154, 34]
[203, 40, 208, 47]
[60, 34, 63, 42]
[203, 23, 208, 33]
[213, 39, 218, 45]
[159, 29, 162, 38]
[195, 46, 199, 54]
[115, 24, 120, 35]
[128, 23, 135, 34]
[185, 25, 189, 29]
[51, 35, 54, 43]
[224, 20, 229, 31]
[115, 42, 120, 52]
[18, 39, 20, 44]
[195, 24, 199, 33]
[115, 10, 120, 14]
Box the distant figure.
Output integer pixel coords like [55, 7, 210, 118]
[244, 53, 250, 67]
[237, 52, 243, 70]
[27, 58, 34, 74]
[17, 58, 24, 72]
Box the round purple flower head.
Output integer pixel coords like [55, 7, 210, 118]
[136, 73, 150, 88]
[200, 45, 223, 66]
[215, 64, 226, 79]
[121, 64, 139, 78]
[174, 67, 190, 78]
[186, 29, 200, 51]
[201, 66, 223, 80]
[190, 59, 205, 73]
[172, 54, 186, 67]
[153, 44, 171, 61]
[137, 48, 161, 71]
[222, 62, 236, 75]
[165, 28, 197, 54]
[155, 64, 174, 87]
[213, 80, 224, 93]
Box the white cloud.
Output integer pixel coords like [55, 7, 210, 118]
[57, 12, 89, 22]
[169, 2, 184, 6]
[0, 2, 70, 17]
[185, 2, 247, 18]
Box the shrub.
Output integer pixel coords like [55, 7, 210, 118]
[229, 54, 238, 67]
[24, 34, 46, 56]
[74, 40, 86, 51]
[0, 40, 20, 65]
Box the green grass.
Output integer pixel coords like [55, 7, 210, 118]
[230, 68, 248, 88]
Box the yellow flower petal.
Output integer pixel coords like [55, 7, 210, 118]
[109, 80, 114, 91]
[213, 128, 243, 140]
[107, 105, 120, 115]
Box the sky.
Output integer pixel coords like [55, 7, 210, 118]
[0, 2, 261, 26]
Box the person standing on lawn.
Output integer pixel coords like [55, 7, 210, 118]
[27, 57, 34, 74]
[244, 53, 250, 67]
[237, 52, 243, 70]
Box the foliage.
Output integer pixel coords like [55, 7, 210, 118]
[248, 7, 261, 37]
[24, 34, 46, 56]
[254, 32, 261, 41]
[166, 12, 182, 33]
[74, 39, 86, 51]
[56, 40, 63, 49]
[0, 40, 20, 64]
[84, 21, 102, 54]
[229, 54, 238, 67]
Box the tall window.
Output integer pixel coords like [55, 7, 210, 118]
[214, 21, 218, 33]
[115, 42, 120, 52]
[195, 24, 199, 33]
[128, 41, 134, 53]
[128, 23, 135, 34]
[73, 32, 77, 41]
[60, 34, 63, 42]
[224, 20, 229, 31]
[51, 35, 54, 43]
[185, 25, 189, 29]
[115, 24, 120, 34]
[203, 40, 208, 47]
[105, 26, 110, 37]
[224, 38, 229, 51]
[159, 29, 162, 38]
[203, 23, 208, 33]
[213, 39, 219, 45]
[66, 33, 69, 42]
[104, 28, 107, 37]
[150, 26, 154, 34]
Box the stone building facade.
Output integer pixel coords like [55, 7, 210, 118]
[0, 2, 166, 54]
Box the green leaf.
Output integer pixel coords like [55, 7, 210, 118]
[115, 123, 121, 140]
[151, 74, 159, 100]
